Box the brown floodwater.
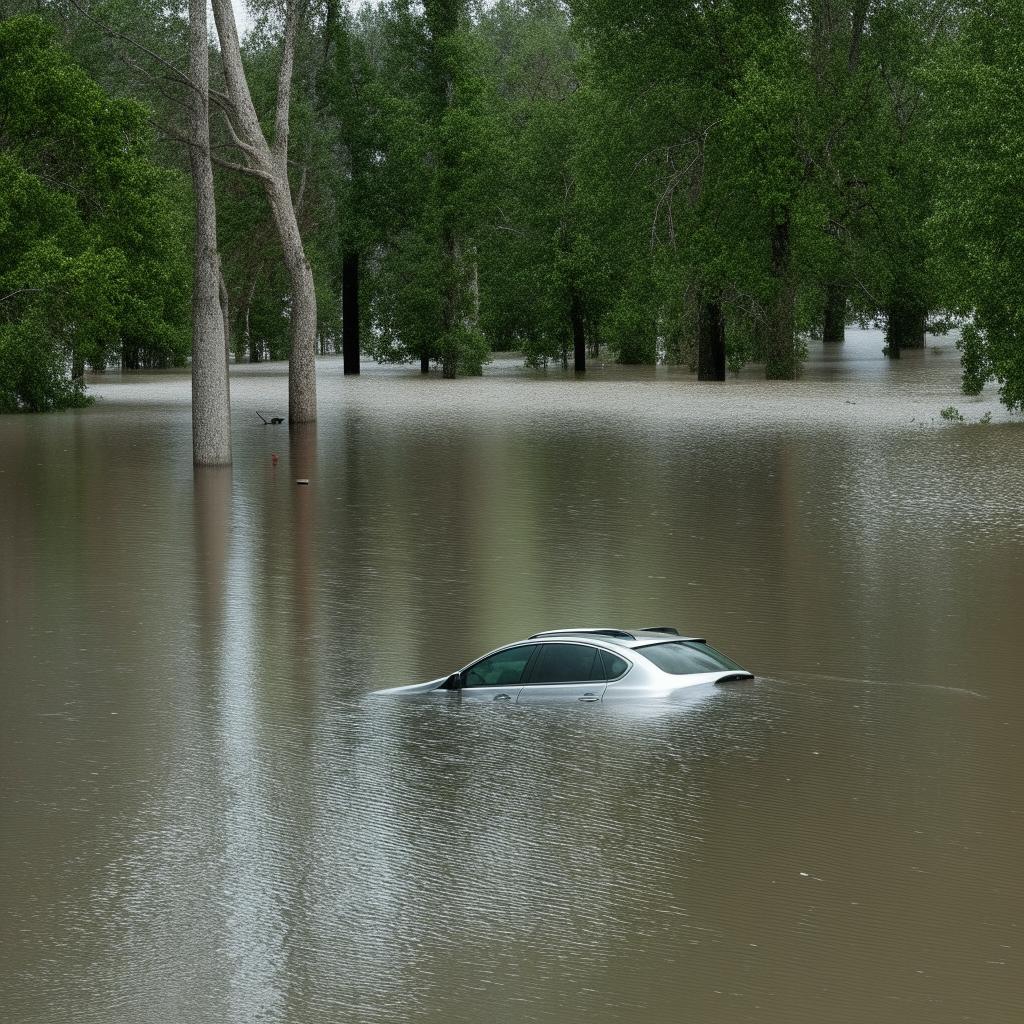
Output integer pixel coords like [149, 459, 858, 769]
[1, 330, 1022, 1023]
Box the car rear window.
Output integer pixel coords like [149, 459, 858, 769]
[638, 641, 743, 675]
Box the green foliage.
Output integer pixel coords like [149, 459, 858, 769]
[0, 16, 190, 411]
[939, 405, 964, 423]
[8, 0, 1024, 408]
[927, 0, 1024, 410]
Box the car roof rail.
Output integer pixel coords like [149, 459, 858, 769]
[640, 626, 680, 635]
[528, 628, 637, 640]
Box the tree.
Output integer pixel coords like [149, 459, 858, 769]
[356, 0, 491, 378]
[187, 0, 231, 464]
[0, 16, 190, 412]
[209, 0, 318, 422]
[928, 0, 1024, 409]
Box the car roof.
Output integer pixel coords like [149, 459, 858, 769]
[526, 627, 706, 649]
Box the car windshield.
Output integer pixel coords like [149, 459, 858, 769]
[637, 641, 744, 675]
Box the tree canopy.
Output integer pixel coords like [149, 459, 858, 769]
[0, 15, 190, 412]
[2, 1, 1024, 411]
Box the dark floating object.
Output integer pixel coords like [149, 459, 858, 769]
[256, 411, 284, 425]
[296, 479, 310, 486]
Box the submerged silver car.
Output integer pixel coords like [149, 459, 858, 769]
[376, 627, 754, 704]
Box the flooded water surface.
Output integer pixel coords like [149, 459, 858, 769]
[2, 332, 1023, 1022]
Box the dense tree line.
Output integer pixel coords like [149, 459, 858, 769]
[1, 0, 1023, 430]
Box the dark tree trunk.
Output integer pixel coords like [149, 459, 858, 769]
[342, 249, 360, 375]
[440, 225, 459, 379]
[766, 214, 797, 379]
[697, 300, 726, 381]
[420, 353, 430, 374]
[885, 304, 901, 359]
[72, 349, 85, 380]
[823, 284, 846, 343]
[570, 289, 586, 373]
[885, 298, 927, 359]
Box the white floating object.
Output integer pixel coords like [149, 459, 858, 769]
[296, 479, 310, 486]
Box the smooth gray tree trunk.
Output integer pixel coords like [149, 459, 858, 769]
[188, 0, 231, 466]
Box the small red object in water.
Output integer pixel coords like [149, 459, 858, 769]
[271, 453, 279, 465]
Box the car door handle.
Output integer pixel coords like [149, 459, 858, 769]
[493, 693, 512, 702]
[578, 693, 600, 702]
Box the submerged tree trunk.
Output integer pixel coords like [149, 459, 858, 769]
[210, 0, 316, 424]
[420, 353, 430, 374]
[766, 214, 797, 380]
[342, 249, 360, 374]
[697, 300, 726, 381]
[267, 178, 318, 417]
[823, 284, 846, 343]
[570, 288, 586, 373]
[885, 298, 927, 358]
[188, 0, 231, 466]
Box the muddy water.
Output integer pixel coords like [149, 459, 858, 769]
[2, 331, 1022, 1023]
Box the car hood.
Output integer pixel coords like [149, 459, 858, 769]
[374, 676, 449, 696]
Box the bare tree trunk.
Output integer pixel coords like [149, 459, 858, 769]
[210, 0, 317, 424]
[188, 0, 231, 466]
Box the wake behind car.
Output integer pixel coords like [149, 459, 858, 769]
[375, 627, 754, 704]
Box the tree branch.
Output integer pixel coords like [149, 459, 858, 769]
[0, 287, 43, 305]
[68, 0, 198, 93]
[272, 1, 304, 163]
[210, 155, 276, 183]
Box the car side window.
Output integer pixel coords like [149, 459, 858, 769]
[528, 643, 605, 685]
[464, 645, 537, 688]
[600, 651, 630, 680]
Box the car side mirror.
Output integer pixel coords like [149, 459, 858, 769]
[445, 673, 464, 691]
